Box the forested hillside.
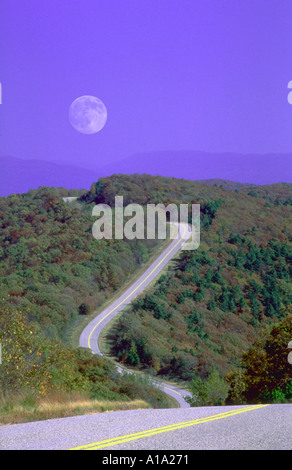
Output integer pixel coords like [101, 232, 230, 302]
[0, 186, 161, 339]
[83, 174, 292, 403]
[0, 175, 291, 409]
[0, 185, 172, 415]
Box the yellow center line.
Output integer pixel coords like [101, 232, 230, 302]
[162, 386, 183, 396]
[70, 405, 268, 450]
[87, 224, 188, 349]
[157, 384, 187, 397]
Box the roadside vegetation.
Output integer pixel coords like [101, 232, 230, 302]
[0, 186, 175, 423]
[0, 300, 176, 425]
[92, 175, 292, 405]
[0, 392, 150, 426]
[0, 186, 162, 341]
[0, 174, 291, 417]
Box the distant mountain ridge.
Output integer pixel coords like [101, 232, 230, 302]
[0, 156, 100, 197]
[99, 150, 292, 185]
[0, 150, 291, 196]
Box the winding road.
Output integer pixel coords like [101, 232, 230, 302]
[79, 222, 193, 407]
[1, 223, 290, 450]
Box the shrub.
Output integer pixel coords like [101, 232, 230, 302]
[186, 370, 229, 406]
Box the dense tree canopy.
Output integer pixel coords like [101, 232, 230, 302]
[1, 175, 291, 406]
[226, 310, 292, 404]
[0, 186, 161, 339]
[99, 175, 292, 398]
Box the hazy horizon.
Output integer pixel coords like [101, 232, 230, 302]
[1, 149, 291, 197]
[1, 0, 292, 179]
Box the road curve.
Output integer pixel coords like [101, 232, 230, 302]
[79, 223, 193, 407]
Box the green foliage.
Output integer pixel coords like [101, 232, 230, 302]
[0, 300, 171, 407]
[200, 199, 224, 229]
[0, 300, 86, 396]
[135, 294, 172, 321]
[227, 310, 292, 404]
[185, 310, 205, 339]
[128, 341, 140, 366]
[186, 370, 229, 406]
[104, 174, 292, 384]
[0, 186, 160, 339]
[1, 175, 291, 405]
[208, 297, 216, 311]
[80, 180, 105, 204]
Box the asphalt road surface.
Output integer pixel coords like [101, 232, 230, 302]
[79, 222, 194, 406]
[1, 404, 290, 450]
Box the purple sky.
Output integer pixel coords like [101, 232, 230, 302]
[1, 0, 292, 171]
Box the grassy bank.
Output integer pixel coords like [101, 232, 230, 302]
[0, 391, 150, 426]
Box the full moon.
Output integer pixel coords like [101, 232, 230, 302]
[69, 95, 107, 134]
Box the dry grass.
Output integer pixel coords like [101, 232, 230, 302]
[0, 391, 150, 426]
